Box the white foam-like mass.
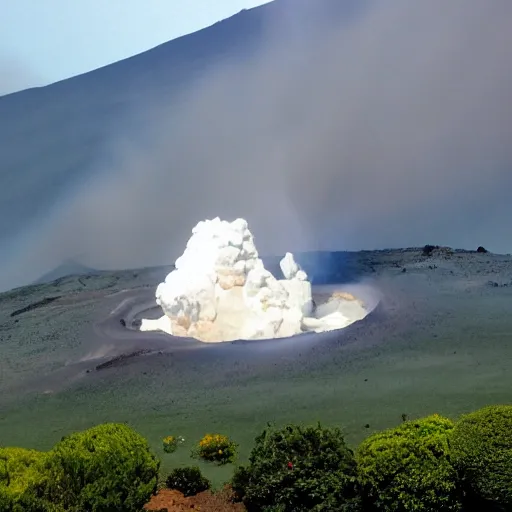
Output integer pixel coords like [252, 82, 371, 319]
[147, 218, 366, 342]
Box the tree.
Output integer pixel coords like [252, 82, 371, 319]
[232, 423, 359, 512]
[356, 414, 461, 511]
[451, 405, 512, 511]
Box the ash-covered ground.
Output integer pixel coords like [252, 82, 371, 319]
[0, 246, 511, 483]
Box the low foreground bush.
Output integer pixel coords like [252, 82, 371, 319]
[162, 435, 184, 454]
[0, 447, 56, 511]
[193, 433, 238, 465]
[40, 423, 159, 512]
[2, 404, 511, 511]
[450, 405, 512, 511]
[356, 414, 461, 511]
[231, 423, 359, 512]
[166, 466, 210, 497]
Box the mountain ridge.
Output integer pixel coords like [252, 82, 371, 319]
[0, 0, 367, 241]
[1, 0, 511, 292]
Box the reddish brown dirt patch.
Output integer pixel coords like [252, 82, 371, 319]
[144, 487, 245, 512]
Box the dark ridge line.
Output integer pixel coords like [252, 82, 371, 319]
[10, 296, 62, 317]
[93, 349, 153, 371]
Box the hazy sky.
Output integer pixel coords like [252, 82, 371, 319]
[0, 0, 270, 94]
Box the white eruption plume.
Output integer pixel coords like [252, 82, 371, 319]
[141, 217, 369, 342]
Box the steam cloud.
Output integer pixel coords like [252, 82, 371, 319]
[2, 0, 512, 290]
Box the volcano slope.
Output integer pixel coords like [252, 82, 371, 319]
[0, 247, 511, 484]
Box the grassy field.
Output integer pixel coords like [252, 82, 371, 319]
[0, 249, 511, 487]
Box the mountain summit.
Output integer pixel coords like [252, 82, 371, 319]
[1, 0, 511, 292]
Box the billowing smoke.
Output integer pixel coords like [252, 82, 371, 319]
[2, 0, 512, 291]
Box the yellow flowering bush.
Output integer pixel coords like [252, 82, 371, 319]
[193, 433, 238, 465]
[162, 435, 184, 454]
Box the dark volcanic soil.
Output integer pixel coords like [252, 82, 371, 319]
[0, 247, 511, 486]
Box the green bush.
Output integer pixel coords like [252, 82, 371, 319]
[356, 414, 461, 511]
[162, 435, 184, 454]
[165, 466, 210, 497]
[193, 433, 238, 465]
[39, 423, 159, 512]
[450, 404, 512, 511]
[231, 423, 359, 512]
[0, 447, 59, 512]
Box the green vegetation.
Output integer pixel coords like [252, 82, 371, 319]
[193, 433, 238, 465]
[165, 466, 211, 497]
[2, 262, 511, 491]
[162, 435, 184, 454]
[0, 423, 159, 512]
[451, 405, 512, 511]
[0, 405, 510, 511]
[0, 448, 54, 512]
[41, 423, 159, 511]
[231, 423, 359, 511]
[356, 414, 461, 511]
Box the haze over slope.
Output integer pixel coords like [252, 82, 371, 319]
[1, 0, 511, 291]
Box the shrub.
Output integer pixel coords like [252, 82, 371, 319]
[162, 435, 184, 454]
[450, 404, 512, 511]
[356, 414, 461, 511]
[231, 423, 359, 512]
[422, 244, 437, 256]
[0, 447, 58, 511]
[193, 433, 237, 465]
[165, 466, 210, 497]
[39, 423, 159, 512]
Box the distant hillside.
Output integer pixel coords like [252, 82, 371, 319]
[0, 0, 365, 245]
[1, 0, 511, 293]
[33, 260, 98, 284]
